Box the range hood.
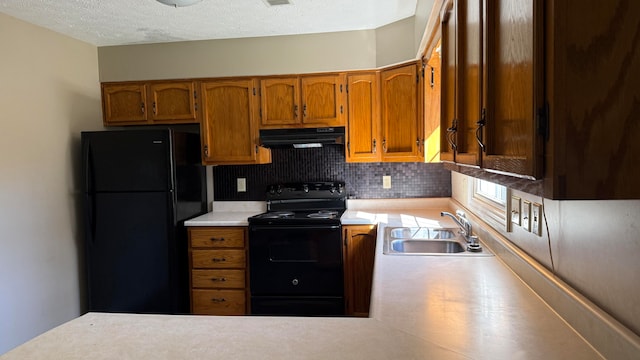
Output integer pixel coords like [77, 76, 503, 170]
[259, 127, 345, 148]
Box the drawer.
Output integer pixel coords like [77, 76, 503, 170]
[189, 227, 245, 248]
[192, 289, 246, 315]
[192, 269, 245, 289]
[191, 249, 246, 269]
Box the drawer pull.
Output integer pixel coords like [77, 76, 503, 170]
[211, 258, 227, 263]
[211, 277, 227, 282]
[210, 237, 225, 242]
[210, 298, 226, 303]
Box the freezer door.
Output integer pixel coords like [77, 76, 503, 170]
[82, 130, 173, 192]
[86, 192, 180, 313]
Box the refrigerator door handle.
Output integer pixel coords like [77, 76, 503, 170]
[83, 139, 92, 193]
[85, 194, 96, 244]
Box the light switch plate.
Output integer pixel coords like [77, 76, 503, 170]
[511, 196, 521, 226]
[383, 175, 391, 189]
[237, 178, 246, 192]
[531, 203, 542, 236]
[522, 200, 531, 232]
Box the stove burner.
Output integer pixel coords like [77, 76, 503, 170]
[259, 211, 295, 219]
[307, 210, 339, 219]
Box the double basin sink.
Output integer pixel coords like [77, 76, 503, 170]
[383, 227, 493, 256]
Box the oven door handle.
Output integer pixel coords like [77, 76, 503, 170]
[250, 225, 341, 231]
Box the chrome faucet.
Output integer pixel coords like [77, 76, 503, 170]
[441, 210, 473, 241]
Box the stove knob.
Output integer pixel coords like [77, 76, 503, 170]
[268, 186, 276, 195]
[291, 278, 299, 286]
[303, 184, 309, 193]
[276, 185, 283, 195]
[337, 184, 343, 194]
[330, 187, 336, 193]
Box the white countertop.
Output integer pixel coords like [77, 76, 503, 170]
[2, 200, 601, 359]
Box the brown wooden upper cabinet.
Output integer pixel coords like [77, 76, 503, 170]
[101, 81, 198, 126]
[439, 0, 542, 178]
[200, 79, 271, 165]
[260, 74, 347, 128]
[346, 72, 381, 162]
[433, 0, 640, 198]
[380, 62, 424, 162]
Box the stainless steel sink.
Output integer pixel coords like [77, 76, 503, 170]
[390, 239, 465, 253]
[383, 226, 493, 256]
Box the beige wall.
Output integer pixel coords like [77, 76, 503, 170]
[375, 16, 416, 67]
[97, 17, 423, 82]
[414, 0, 435, 55]
[0, 13, 103, 354]
[451, 172, 640, 338]
[98, 30, 377, 82]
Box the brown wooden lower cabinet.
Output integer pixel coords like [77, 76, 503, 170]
[343, 224, 377, 317]
[188, 227, 248, 315]
[191, 289, 246, 316]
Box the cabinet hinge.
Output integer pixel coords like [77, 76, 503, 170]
[416, 74, 420, 84]
[537, 102, 550, 141]
[194, 90, 197, 99]
[340, 84, 343, 93]
[253, 88, 256, 96]
[203, 145, 209, 157]
[340, 105, 343, 114]
[195, 102, 198, 112]
[346, 84, 349, 93]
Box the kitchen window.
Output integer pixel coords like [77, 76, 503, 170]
[469, 179, 508, 231]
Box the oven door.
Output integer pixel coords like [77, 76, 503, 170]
[248, 224, 344, 297]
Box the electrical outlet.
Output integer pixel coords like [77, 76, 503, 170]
[531, 203, 542, 236]
[511, 196, 521, 226]
[237, 178, 246, 192]
[382, 175, 391, 189]
[522, 200, 531, 232]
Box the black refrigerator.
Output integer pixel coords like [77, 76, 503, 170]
[82, 129, 206, 314]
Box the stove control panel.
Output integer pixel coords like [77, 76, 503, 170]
[266, 182, 345, 199]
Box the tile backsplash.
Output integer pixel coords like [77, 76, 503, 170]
[212, 146, 451, 201]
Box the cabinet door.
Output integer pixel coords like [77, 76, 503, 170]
[102, 83, 148, 125]
[260, 77, 300, 127]
[149, 81, 198, 123]
[201, 79, 270, 164]
[301, 74, 346, 127]
[424, 46, 442, 163]
[381, 63, 423, 161]
[346, 73, 380, 162]
[456, 0, 485, 167]
[483, 0, 544, 179]
[440, 0, 457, 163]
[343, 225, 376, 317]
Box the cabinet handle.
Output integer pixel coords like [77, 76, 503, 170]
[211, 258, 227, 263]
[303, 104, 307, 117]
[372, 139, 377, 154]
[152, 101, 157, 115]
[294, 105, 298, 118]
[210, 237, 225, 242]
[211, 277, 227, 282]
[255, 145, 259, 154]
[141, 102, 145, 114]
[382, 139, 387, 153]
[210, 298, 226, 303]
[475, 108, 486, 152]
[446, 119, 458, 151]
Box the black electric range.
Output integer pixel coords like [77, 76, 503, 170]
[248, 181, 346, 316]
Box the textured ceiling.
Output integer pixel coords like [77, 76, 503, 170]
[0, 0, 418, 47]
